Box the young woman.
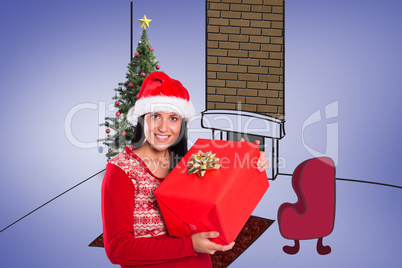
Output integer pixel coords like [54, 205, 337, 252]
[101, 72, 269, 268]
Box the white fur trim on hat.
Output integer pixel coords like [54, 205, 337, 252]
[126, 95, 196, 126]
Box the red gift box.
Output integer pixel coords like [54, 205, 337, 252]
[154, 138, 269, 245]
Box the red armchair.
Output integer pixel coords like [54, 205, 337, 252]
[277, 157, 336, 255]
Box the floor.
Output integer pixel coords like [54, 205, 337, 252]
[0, 174, 401, 267]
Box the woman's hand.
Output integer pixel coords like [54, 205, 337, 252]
[240, 138, 269, 172]
[191, 231, 235, 255]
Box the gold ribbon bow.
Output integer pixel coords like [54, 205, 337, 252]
[187, 150, 221, 177]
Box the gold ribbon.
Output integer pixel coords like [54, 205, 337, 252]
[187, 150, 221, 177]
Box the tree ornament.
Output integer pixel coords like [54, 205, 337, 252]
[150, 47, 154, 51]
[122, 131, 127, 136]
[135, 52, 139, 57]
[116, 111, 121, 116]
[156, 65, 160, 70]
[141, 72, 146, 77]
[105, 121, 109, 127]
[115, 100, 120, 105]
[128, 82, 134, 87]
[106, 128, 111, 134]
[138, 14, 152, 29]
[108, 148, 113, 153]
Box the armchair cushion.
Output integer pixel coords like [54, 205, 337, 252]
[278, 157, 336, 240]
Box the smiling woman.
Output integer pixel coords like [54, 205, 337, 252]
[145, 112, 182, 150]
[128, 71, 195, 166]
[130, 112, 188, 180]
[133, 112, 183, 180]
[101, 72, 236, 268]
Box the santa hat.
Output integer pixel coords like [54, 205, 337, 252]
[126, 71, 196, 126]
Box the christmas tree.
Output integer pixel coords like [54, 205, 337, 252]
[98, 15, 160, 159]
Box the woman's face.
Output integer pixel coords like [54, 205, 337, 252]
[144, 112, 182, 151]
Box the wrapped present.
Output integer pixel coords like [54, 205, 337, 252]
[154, 138, 269, 245]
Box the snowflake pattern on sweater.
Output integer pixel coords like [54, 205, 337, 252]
[109, 145, 167, 238]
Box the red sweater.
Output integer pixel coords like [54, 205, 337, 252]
[101, 145, 212, 267]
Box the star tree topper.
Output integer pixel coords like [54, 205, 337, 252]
[138, 14, 152, 29]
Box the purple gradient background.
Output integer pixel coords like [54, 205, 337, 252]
[0, 0, 401, 267]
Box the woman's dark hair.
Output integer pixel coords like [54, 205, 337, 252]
[131, 115, 188, 168]
[131, 115, 147, 148]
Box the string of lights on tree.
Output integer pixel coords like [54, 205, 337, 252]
[97, 15, 160, 160]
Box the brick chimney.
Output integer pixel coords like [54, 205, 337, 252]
[203, 0, 285, 179]
[206, 0, 284, 120]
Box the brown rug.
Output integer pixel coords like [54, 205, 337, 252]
[90, 215, 274, 268]
[89, 233, 104, 247]
[210, 216, 274, 267]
